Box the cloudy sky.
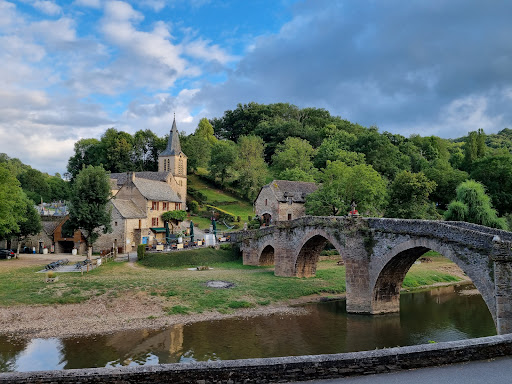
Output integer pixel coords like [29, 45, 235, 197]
[1, 0, 512, 175]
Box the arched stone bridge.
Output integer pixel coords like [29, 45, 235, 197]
[230, 216, 512, 335]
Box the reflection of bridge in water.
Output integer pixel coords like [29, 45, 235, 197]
[230, 217, 512, 334]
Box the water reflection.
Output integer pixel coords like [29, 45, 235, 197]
[1, 284, 497, 372]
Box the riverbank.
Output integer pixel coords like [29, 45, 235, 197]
[0, 253, 469, 339]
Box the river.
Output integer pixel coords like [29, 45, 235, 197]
[0, 283, 496, 372]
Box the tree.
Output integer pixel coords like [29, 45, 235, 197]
[208, 140, 237, 185]
[445, 180, 507, 229]
[100, 128, 134, 173]
[12, 196, 42, 255]
[463, 129, 486, 170]
[271, 137, 315, 174]
[181, 133, 212, 171]
[66, 138, 102, 180]
[68, 165, 112, 258]
[196, 118, 217, 145]
[387, 171, 439, 219]
[132, 129, 166, 171]
[0, 164, 26, 240]
[161, 210, 187, 234]
[234, 135, 269, 200]
[278, 167, 315, 182]
[470, 154, 512, 215]
[305, 161, 387, 216]
[423, 160, 468, 209]
[18, 168, 50, 203]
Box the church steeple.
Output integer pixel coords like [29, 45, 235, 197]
[160, 114, 183, 157]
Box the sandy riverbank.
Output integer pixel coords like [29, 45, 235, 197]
[0, 253, 470, 339]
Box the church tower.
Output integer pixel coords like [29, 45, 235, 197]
[159, 116, 187, 203]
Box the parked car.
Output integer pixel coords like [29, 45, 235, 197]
[0, 249, 15, 259]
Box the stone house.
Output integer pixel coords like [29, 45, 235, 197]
[95, 116, 187, 253]
[254, 180, 318, 225]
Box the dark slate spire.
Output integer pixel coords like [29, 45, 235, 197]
[160, 115, 182, 156]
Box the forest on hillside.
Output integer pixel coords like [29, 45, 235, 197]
[3, 101, 512, 230]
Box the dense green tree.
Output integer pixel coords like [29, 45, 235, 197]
[271, 137, 315, 174]
[445, 180, 507, 229]
[196, 118, 217, 145]
[353, 128, 410, 179]
[305, 161, 387, 216]
[234, 135, 268, 200]
[181, 133, 212, 171]
[66, 138, 102, 180]
[470, 154, 512, 215]
[161, 210, 187, 234]
[278, 167, 316, 182]
[314, 130, 360, 168]
[387, 171, 439, 219]
[12, 196, 42, 255]
[0, 164, 26, 240]
[464, 129, 486, 170]
[100, 128, 134, 173]
[18, 168, 50, 203]
[208, 140, 237, 185]
[132, 129, 166, 171]
[47, 175, 70, 202]
[68, 165, 112, 258]
[424, 160, 469, 209]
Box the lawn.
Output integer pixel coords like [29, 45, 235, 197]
[0, 248, 462, 315]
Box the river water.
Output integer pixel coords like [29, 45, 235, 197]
[0, 284, 496, 372]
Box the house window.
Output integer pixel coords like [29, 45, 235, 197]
[152, 217, 159, 226]
[287, 197, 293, 205]
[114, 221, 117, 227]
[288, 213, 292, 220]
[163, 202, 168, 211]
[265, 199, 268, 206]
[152, 201, 159, 210]
[175, 203, 181, 210]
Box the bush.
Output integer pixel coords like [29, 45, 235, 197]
[188, 200, 199, 214]
[237, 216, 241, 222]
[248, 219, 261, 230]
[137, 244, 145, 260]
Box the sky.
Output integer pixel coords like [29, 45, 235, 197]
[1, 0, 512, 175]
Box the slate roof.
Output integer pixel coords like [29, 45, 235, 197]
[267, 180, 318, 203]
[160, 117, 186, 157]
[112, 199, 146, 219]
[110, 172, 170, 188]
[133, 178, 182, 202]
[42, 220, 60, 236]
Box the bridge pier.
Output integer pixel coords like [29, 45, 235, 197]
[494, 260, 512, 335]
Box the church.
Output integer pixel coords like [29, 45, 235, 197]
[95, 117, 188, 253]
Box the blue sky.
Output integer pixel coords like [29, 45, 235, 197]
[1, 0, 512, 175]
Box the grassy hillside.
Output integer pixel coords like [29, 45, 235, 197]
[188, 174, 254, 231]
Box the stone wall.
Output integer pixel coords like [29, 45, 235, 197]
[2, 335, 512, 384]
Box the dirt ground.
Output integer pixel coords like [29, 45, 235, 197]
[0, 253, 470, 340]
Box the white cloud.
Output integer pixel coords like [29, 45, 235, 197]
[33, 0, 62, 16]
[73, 0, 102, 8]
[182, 38, 238, 64]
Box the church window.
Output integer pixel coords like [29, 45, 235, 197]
[179, 159, 183, 175]
[163, 160, 166, 171]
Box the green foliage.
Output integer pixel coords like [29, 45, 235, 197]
[278, 167, 316, 182]
[133, 129, 166, 171]
[137, 244, 145, 260]
[470, 154, 512, 215]
[68, 165, 113, 246]
[188, 200, 199, 214]
[181, 133, 212, 171]
[196, 118, 217, 145]
[206, 205, 236, 222]
[0, 164, 26, 240]
[100, 128, 134, 173]
[305, 161, 387, 216]
[234, 135, 268, 200]
[161, 210, 187, 223]
[464, 129, 486, 170]
[387, 170, 439, 219]
[272, 137, 316, 174]
[208, 140, 237, 185]
[445, 180, 507, 229]
[424, 160, 468, 209]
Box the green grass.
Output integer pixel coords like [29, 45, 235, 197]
[138, 246, 241, 268]
[0, 254, 462, 314]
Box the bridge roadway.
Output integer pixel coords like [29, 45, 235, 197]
[287, 356, 512, 384]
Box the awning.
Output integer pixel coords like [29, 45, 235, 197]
[150, 227, 167, 233]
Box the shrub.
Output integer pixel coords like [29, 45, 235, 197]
[137, 244, 145, 260]
[237, 216, 241, 222]
[188, 201, 199, 214]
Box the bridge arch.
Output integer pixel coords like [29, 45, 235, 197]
[259, 244, 275, 266]
[370, 237, 496, 322]
[294, 229, 345, 278]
